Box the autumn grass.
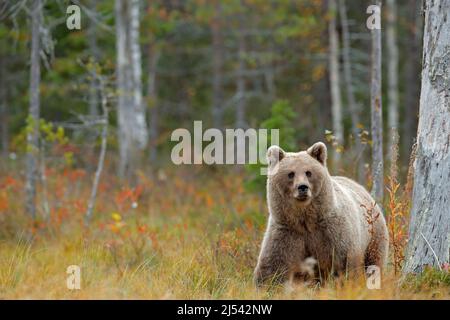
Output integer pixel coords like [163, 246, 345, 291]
[0, 165, 449, 299]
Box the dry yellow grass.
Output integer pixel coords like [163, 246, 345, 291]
[0, 166, 449, 299]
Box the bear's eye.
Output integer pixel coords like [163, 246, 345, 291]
[305, 171, 312, 178]
[288, 172, 295, 179]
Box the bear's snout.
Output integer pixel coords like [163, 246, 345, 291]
[294, 184, 311, 202]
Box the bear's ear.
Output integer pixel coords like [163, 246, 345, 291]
[267, 145, 285, 167]
[307, 142, 327, 166]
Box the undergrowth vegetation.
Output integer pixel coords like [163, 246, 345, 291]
[0, 155, 449, 299]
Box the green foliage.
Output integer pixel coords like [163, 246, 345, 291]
[142, 2, 178, 41]
[39, 119, 68, 145]
[403, 266, 450, 293]
[12, 117, 69, 153]
[245, 99, 297, 193]
[261, 99, 296, 151]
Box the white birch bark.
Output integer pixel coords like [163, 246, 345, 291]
[370, 0, 384, 203]
[85, 75, 109, 226]
[328, 0, 343, 164]
[115, 0, 148, 179]
[129, 0, 147, 148]
[386, 0, 399, 161]
[404, 0, 450, 273]
[25, 0, 41, 220]
[116, 0, 128, 177]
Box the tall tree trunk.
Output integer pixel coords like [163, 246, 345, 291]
[338, 0, 364, 182]
[404, 0, 450, 274]
[235, 12, 246, 129]
[316, 0, 331, 139]
[85, 75, 109, 226]
[26, 0, 41, 220]
[386, 0, 399, 162]
[211, 0, 224, 129]
[328, 0, 343, 164]
[147, 43, 160, 164]
[129, 0, 146, 146]
[116, 0, 128, 178]
[0, 48, 8, 158]
[403, 0, 422, 160]
[115, 0, 148, 180]
[370, 0, 383, 203]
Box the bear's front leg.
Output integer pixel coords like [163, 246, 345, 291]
[254, 222, 303, 287]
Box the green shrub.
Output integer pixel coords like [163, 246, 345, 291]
[245, 99, 296, 193]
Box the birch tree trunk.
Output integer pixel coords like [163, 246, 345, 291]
[328, 0, 343, 164]
[85, 75, 109, 226]
[116, 0, 129, 178]
[386, 0, 399, 161]
[338, 0, 364, 182]
[370, 0, 383, 203]
[129, 0, 146, 146]
[115, 0, 148, 180]
[404, 0, 450, 273]
[26, 0, 41, 220]
[211, 0, 224, 129]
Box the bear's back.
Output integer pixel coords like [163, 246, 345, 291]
[331, 176, 374, 207]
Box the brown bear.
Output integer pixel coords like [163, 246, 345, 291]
[254, 142, 388, 286]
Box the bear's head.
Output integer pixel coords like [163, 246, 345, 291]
[267, 142, 329, 208]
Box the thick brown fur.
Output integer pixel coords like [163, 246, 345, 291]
[254, 142, 388, 287]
